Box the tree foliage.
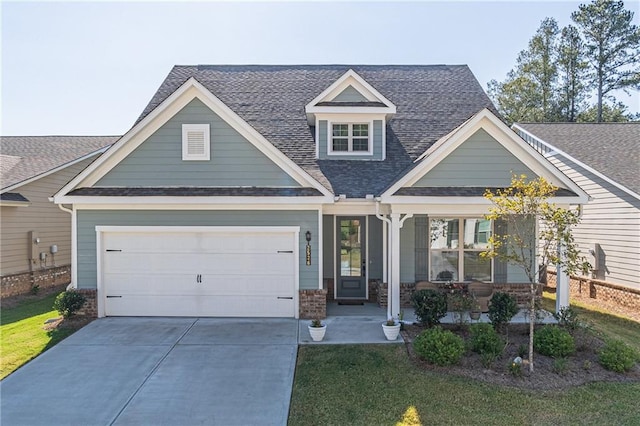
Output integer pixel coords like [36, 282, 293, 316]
[572, 0, 640, 122]
[488, 0, 639, 124]
[482, 174, 588, 372]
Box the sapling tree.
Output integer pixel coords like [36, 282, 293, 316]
[482, 174, 588, 372]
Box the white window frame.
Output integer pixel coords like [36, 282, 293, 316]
[327, 121, 373, 156]
[428, 217, 494, 282]
[182, 123, 210, 161]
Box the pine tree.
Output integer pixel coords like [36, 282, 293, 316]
[557, 25, 589, 121]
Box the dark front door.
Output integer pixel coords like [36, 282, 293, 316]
[336, 217, 366, 299]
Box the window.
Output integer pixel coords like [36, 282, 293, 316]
[429, 218, 492, 282]
[330, 123, 370, 154]
[182, 124, 210, 161]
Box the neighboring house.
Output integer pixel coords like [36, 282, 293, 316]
[52, 65, 588, 319]
[1, 136, 118, 297]
[514, 123, 640, 301]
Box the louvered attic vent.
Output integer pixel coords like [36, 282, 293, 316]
[182, 124, 210, 160]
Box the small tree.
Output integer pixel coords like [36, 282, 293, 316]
[482, 175, 587, 372]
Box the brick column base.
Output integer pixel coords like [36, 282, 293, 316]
[376, 282, 416, 308]
[299, 289, 328, 319]
[74, 289, 98, 318]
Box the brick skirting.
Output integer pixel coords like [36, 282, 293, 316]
[73, 288, 98, 318]
[299, 289, 328, 319]
[546, 270, 640, 311]
[1, 265, 71, 299]
[376, 282, 416, 308]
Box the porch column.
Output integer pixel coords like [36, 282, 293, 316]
[389, 212, 413, 318]
[556, 242, 570, 312]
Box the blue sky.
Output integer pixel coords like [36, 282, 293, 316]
[1, 1, 638, 135]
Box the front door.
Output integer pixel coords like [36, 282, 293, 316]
[336, 217, 367, 299]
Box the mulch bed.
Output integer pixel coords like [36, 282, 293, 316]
[401, 323, 640, 390]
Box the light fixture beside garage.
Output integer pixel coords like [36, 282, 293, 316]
[305, 231, 312, 266]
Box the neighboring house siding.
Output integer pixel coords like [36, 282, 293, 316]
[332, 85, 369, 102]
[317, 120, 384, 160]
[547, 155, 640, 290]
[413, 129, 535, 187]
[76, 210, 319, 290]
[96, 98, 300, 187]
[1, 157, 97, 276]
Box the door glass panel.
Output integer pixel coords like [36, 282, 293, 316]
[340, 219, 362, 277]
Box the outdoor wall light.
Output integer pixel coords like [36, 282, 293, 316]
[305, 231, 312, 242]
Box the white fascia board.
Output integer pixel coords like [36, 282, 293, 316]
[305, 69, 397, 111]
[382, 109, 589, 203]
[57, 195, 333, 206]
[306, 106, 395, 115]
[513, 124, 640, 202]
[0, 200, 31, 207]
[3, 146, 110, 194]
[54, 78, 332, 201]
[382, 195, 585, 205]
[96, 225, 301, 234]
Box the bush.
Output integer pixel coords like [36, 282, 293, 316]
[413, 326, 465, 366]
[488, 292, 518, 332]
[411, 289, 447, 327]
[553, 306, 581, 333]
[469, 323, 504, 356]
[53, 291, 86, 318]
[598, 339, 639, 373]
[534, 325, 575, 358]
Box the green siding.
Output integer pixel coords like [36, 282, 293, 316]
[318, 120, 384, 161]
[97, 98, 300, 187]
[331, 85, 369, 102]
[413, 129, 536, 187]
[77, 210, 318, 290]
[400, 218, 415, 282]
[322, 215, 334, 278]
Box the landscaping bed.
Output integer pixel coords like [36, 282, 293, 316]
[401, 322, 640, 390]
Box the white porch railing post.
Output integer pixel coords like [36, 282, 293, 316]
[556, 241, 570, 312]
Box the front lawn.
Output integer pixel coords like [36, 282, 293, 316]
[290, 299, 640, 425]
[1, 291, 83, 379]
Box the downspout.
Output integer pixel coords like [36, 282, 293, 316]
[375, 200, 393, 320]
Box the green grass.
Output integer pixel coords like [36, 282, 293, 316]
[1, 291, 78, 379]
[290, 299, 640, 425]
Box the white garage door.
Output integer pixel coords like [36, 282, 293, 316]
[100, 227, 298, 317]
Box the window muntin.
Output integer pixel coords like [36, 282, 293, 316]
[430, 218, 492, 282]
[330, 123, 370, 154]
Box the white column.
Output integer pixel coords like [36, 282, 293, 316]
[556, 242, 570, 312]
[390, 213, 401, 318]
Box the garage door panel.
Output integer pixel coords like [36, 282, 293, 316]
[102, 229, 297, 317]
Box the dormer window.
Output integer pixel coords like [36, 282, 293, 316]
[331, 123, 370, 154]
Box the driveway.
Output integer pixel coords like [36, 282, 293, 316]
[1, 317, 298, 426]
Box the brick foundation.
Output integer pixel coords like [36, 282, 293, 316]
[72, 289, 98, 318]
[376, 282, 416, 308]
[299, 289, 328, 319]
[492, 283, 542, 307]
[546, 270, 640, 311]
[1, 265, 71, 299]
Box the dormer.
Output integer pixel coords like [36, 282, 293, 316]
[305, 69, 396, 160]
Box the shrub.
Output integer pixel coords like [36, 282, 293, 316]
[413, 326, 465, 366]
[488, 292, 518, 332]
[598, 339, 639, 373]
[411, 289, 447, 327]
[553, 306, 581, 333]
[469, 323, 503, 356]
[534, 325, 575, 358]
[552, 357, 569, 375]
[508, 360, 523, 377]
[53, 291, 86, 318]
[517, 344, 528, 358]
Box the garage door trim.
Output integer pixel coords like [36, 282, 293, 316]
[95, 225, 300, 318]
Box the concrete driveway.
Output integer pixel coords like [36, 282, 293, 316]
[1, 317, 298, 426]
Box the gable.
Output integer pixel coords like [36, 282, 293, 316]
[331, 85, 370, 103]
[96, 98, 300, 188]
[412, 129, 536, 187]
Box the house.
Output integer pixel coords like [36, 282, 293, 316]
[52, 65, 588, 319]
[514, 123, 640, 309]
[1, 136, 118, 297]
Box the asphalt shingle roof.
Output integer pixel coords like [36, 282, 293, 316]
[68, 187, 323, 197]
[516, 123, 640, 196]
[136, 65, 496, 197]
[1, 136, 119, 190]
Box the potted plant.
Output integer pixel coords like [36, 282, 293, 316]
[308, 318, 327, 342]
[382, 318, 401, 341]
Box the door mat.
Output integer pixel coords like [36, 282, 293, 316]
[337, 300, 365, 306]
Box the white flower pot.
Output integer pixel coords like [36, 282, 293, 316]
[382, 323, 401, 341]
[308, 324, 327, 342]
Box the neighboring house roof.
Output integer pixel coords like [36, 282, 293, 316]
[1, 136, 119, 193]
[514, 123, 640, 196]
[134, 65, 496, 197]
